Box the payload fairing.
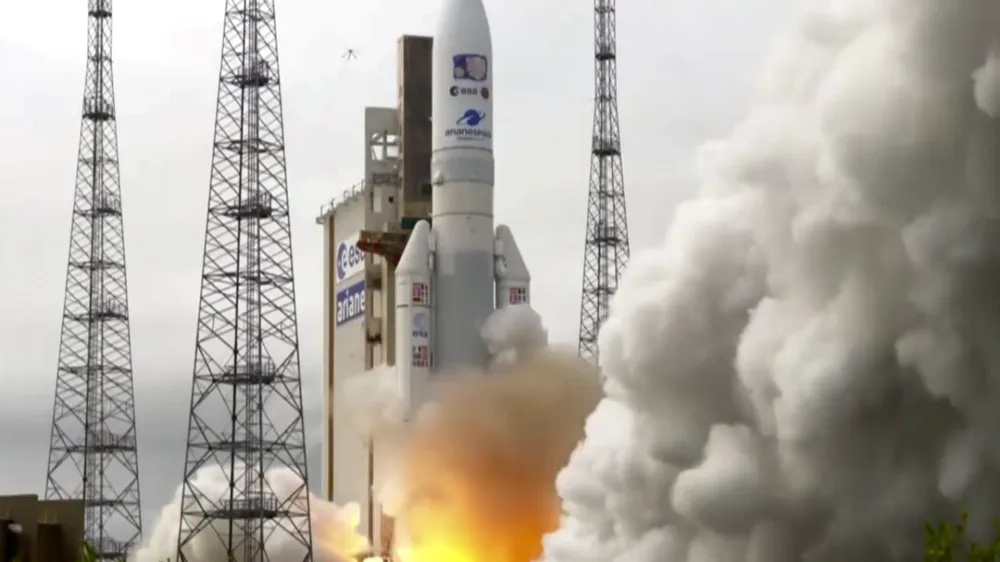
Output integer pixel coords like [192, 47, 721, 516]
[395, 0, 531, 410]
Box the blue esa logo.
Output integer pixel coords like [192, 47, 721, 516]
[445, 109, 491, 141]
[335, 280, 365, 325]
[336, 237, 364, 281]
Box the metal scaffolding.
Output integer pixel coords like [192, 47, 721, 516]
[578, 0, 631, 364]
[44, 0, 143, 558]
[175, 0, 313, 560]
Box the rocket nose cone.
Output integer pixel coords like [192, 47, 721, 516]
[397, 221, 432, 275]
[437, 0, 491, 34]
[441, 0, 488, 16]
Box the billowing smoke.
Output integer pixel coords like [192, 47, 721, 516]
[542, 2, 1000, 562]
[133, 465, 369, 562]
[482, 303, 549, 370]
[386, 351, 600, 562]
[370, 305, 599, 562]
[132, 305, 574, 562]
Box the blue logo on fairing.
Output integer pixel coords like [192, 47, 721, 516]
[446, 109, 491, 141]
[452, 54, 488, 82]
[457, 109, 485, 127]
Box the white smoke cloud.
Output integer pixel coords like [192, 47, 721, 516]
[544, 2, 1000, 561]
[482, 304, 549, 370]
[132, 466, 369, 562]
[341, 364, 409, 439]
[367, 303, 554, 519]
[341, 304, 551, 445]
[132, 310, 550, 562]
[376, 304, 551, 512]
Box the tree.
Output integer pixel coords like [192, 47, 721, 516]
[926, 512, 1000, 561]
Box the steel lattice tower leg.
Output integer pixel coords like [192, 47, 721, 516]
[175, 0, 313, 560]
[44, 0, 143, 558]
[578, 0, 630, 363]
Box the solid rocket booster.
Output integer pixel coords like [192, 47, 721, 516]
[394, 0, 531, 410]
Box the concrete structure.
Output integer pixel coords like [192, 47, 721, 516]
[0, 495, 84, 562]
[316, 35, 433, 557]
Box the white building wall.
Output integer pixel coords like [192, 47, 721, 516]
[326, 191, 370, 532]
[320, 106, 400, 545]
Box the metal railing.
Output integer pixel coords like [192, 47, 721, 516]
[315, 178, 365, 223]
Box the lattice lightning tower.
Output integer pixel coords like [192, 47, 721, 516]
[44, 0, 143, 558]
[175, 0, 313, 559]
[578, 0, 630, 363]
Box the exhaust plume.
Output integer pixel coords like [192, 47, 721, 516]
[387, 351, 600, 562]
[133, 305, 574, 562]
[543, 2, 1000, 562]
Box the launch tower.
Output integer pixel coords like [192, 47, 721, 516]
[316, 35, 435, 557]
[43, 0, 143, 557]
[577, 0, 630, 363]
[175, 0, 314, 559]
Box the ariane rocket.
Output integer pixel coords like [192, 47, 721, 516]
[394, 0, 531, 410]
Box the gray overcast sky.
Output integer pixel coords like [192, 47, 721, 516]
[0, 0, 791, 528]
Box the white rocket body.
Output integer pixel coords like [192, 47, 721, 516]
[394, 0, 531, 412]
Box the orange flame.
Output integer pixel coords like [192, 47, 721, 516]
[387, 353, 599, 562]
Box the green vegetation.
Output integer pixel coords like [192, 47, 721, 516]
[79, 542, 129, 562]
[926, 512, 1000, 561]
[80, 542, 101, 562]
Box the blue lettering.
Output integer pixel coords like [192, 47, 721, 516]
[335, 281, 366, 325]
[336, 238, 365, 281]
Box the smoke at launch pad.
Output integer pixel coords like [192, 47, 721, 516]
[137, 1, 1000, 561]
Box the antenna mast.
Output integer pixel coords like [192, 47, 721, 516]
[44, 0, 143, 557]
[175, 0, 314, 559]
[578, 0, 630, 363]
